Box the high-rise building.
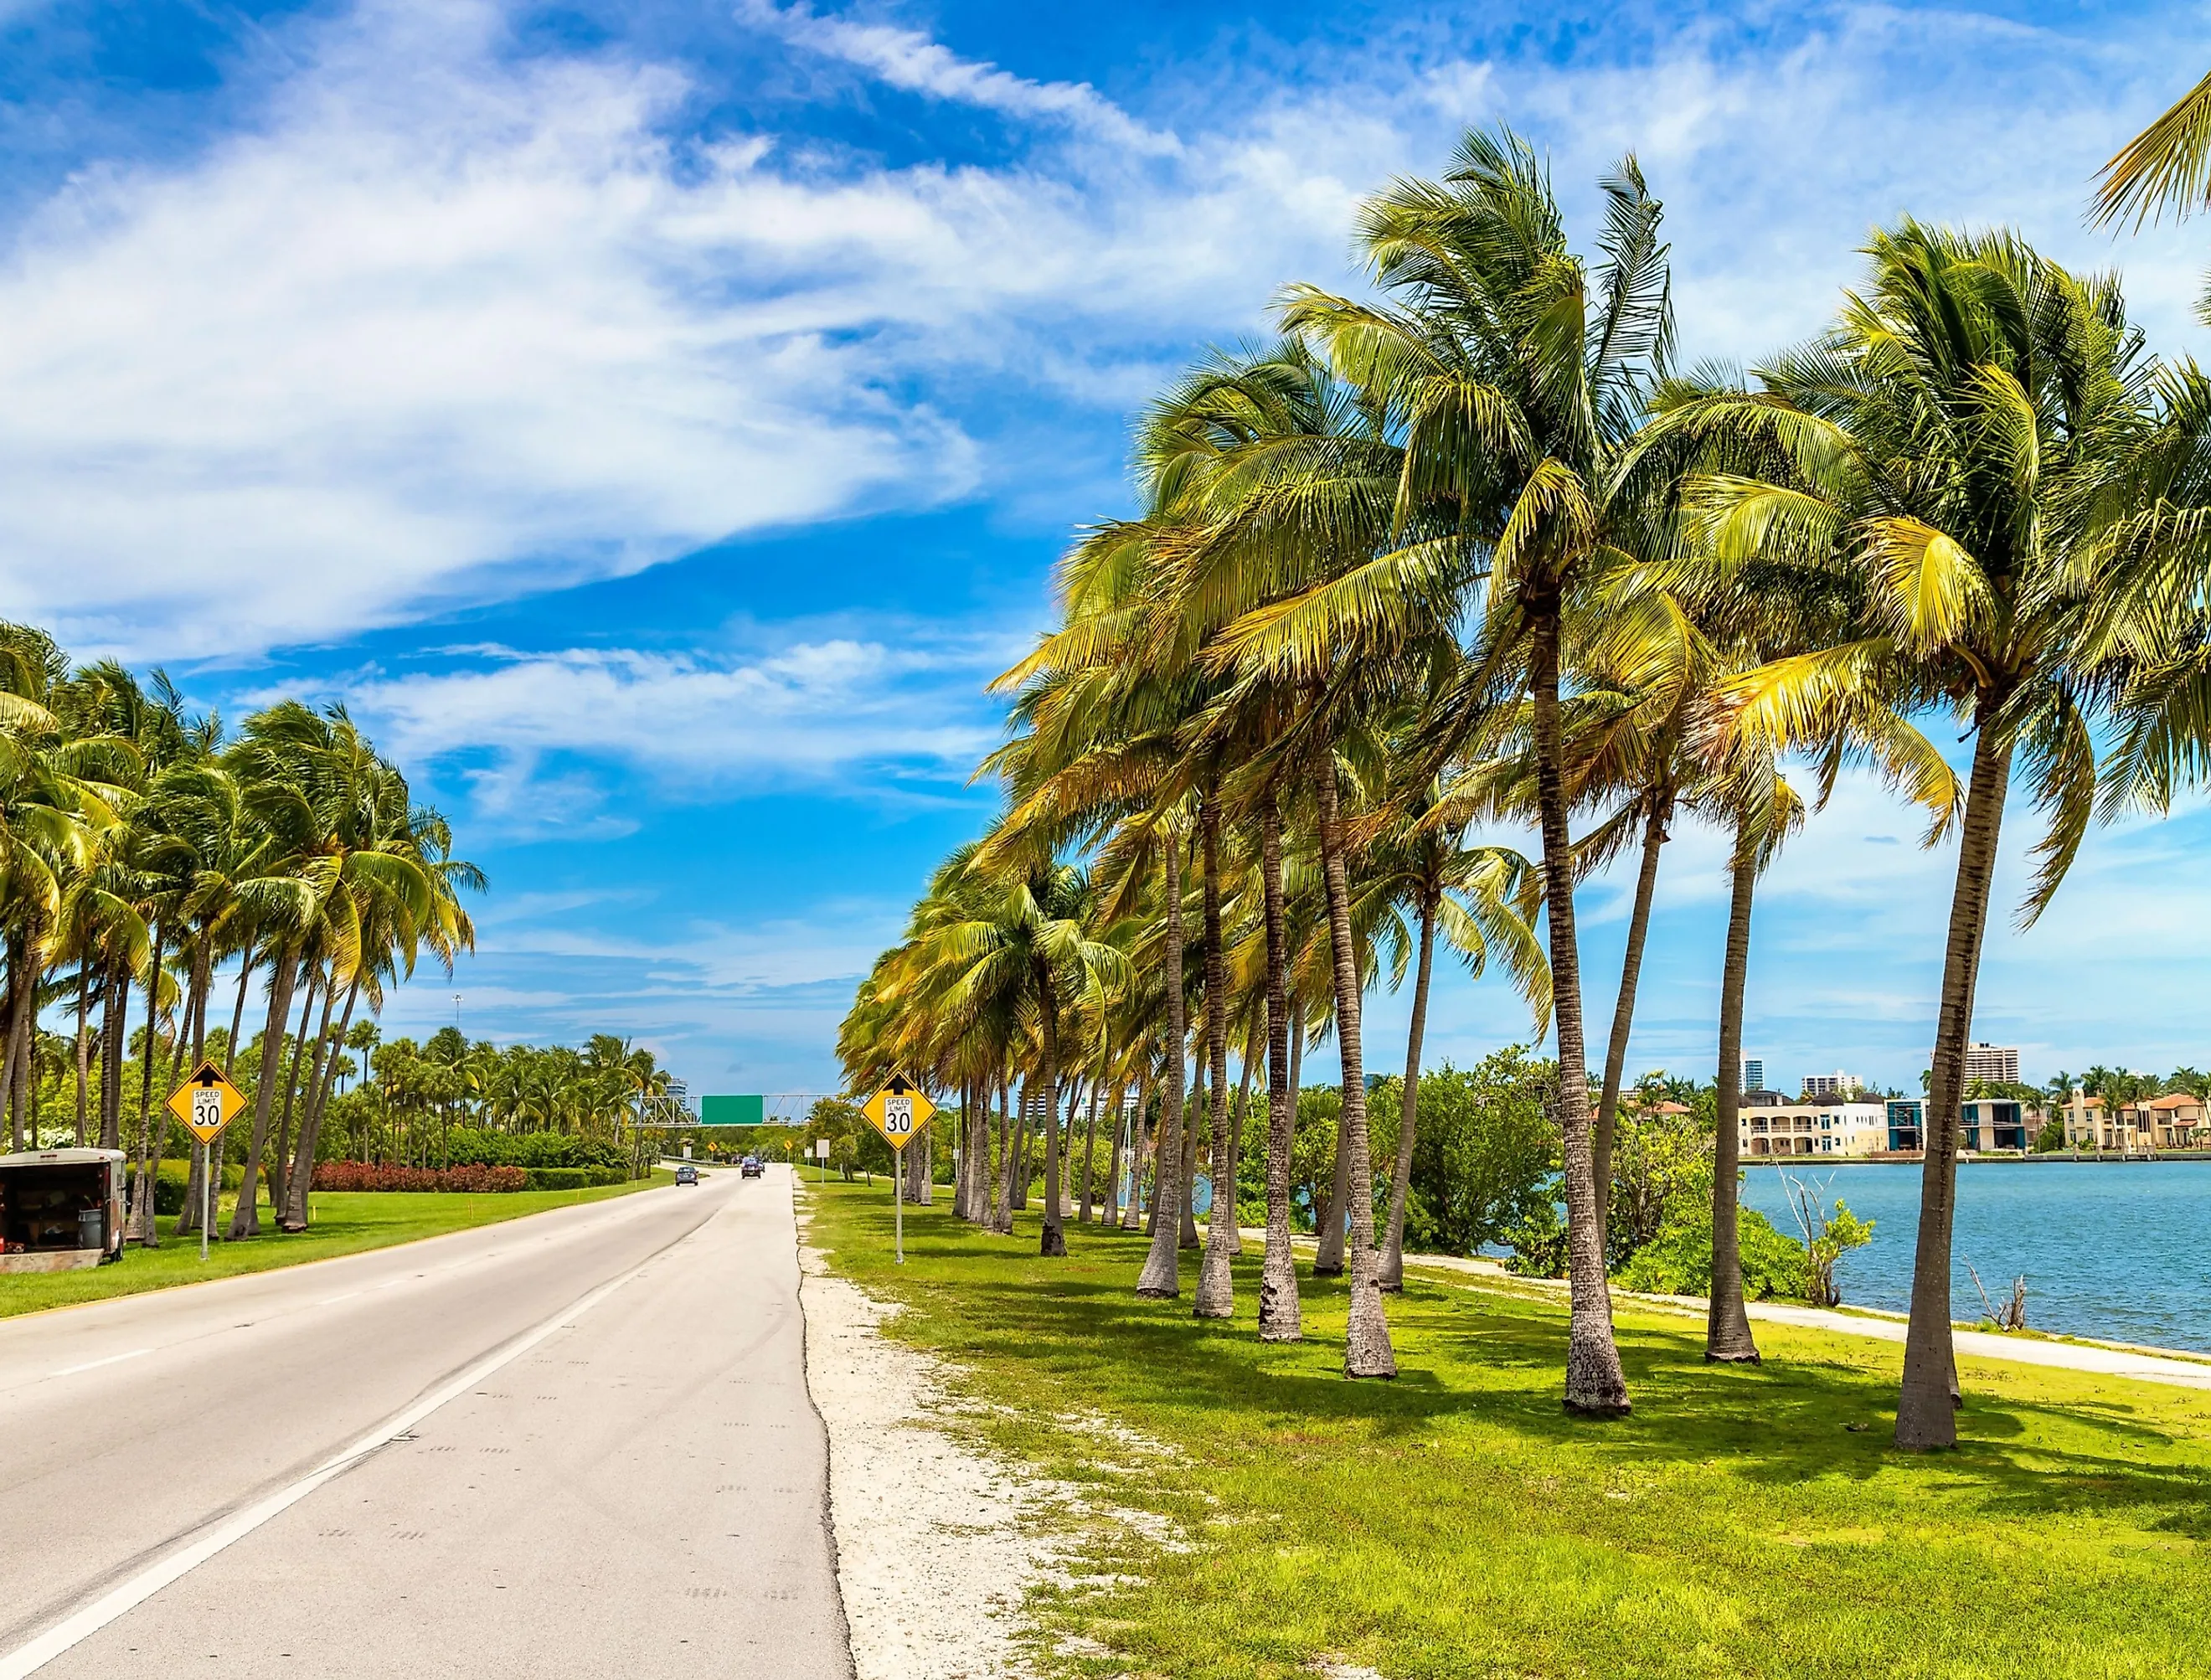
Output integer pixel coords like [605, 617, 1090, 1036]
[1802, 1071, 1863, 1099]
[1741, 1057, 1765, 1091]
[1965, 1043, 2020, 1085]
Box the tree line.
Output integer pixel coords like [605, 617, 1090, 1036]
[841, 95, 2211, 1451]
[0, 621, 475, 1240]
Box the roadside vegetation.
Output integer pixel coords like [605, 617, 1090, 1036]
[811, 1180, 2211, 1680]
[838, 95, 2211, 1451]
[0, 624, 683, 1265]
[0, 1170, 669, 1318]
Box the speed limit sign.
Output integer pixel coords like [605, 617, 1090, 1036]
[862, 1076, 935, 1152]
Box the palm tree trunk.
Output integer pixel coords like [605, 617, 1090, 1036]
[282, 973, 357, 1229]
[73, 966, 90, 1148]
[1317, 755, 1394, 1378]
[229, 953, 300, 1239]
[987, 1080, 1008, 1230]
[175, 939, 213, 1236]
[2, 931, 32, 1153]
[1531, 606, 1629, 1415]
[1195, 796, 1237, 1317]
[1707, 813, 1760, 1363]
[1123, 1073, 1150, 1231]
[1226, 1046, 1253, 1255]
[1178, 1064, 1201, 1250]
[1136, 838, 1188, 1297]
[994, 1081, 1023, 1233]
[127, 930, 168, 1245]
[1313, 1101, 1353, 1275]
[1102, 1083, 1125, 1226]
[1038, 964, 1067, 1258]
[267, 966, 321, 1219]
[98, 966, 127, 1153]
[1896, 723, 2015, 1451]
[1257, 789, 1302, 1342]
[1380, 884, 1439, 1291]
[1080, 1083, 1100, 1222]
[1594, 793, 1668, 1224]
[222, 952, 252, 1078]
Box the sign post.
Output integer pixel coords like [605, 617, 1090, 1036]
[814, 1136, 831, 1184]
[863, 1075, 936, 1265]
[167, 1062, 247, 1262]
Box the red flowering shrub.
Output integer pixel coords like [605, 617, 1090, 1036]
[312, 1162, 528, 1193]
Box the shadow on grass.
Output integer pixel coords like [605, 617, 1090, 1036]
[814, 1185, 2211, 1537]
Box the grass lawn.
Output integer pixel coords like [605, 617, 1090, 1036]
[806, 1179, 2211, 1680]
[0, 1170, 673, 1320]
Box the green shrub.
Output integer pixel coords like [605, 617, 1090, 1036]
[1502, 1196, 1569, 1278]
[446, 1129, 627, 1172]
[152, 1157, 244, 1214]
[1616, 1204, 1810, 1301]
[523, 1165, 629, 1191]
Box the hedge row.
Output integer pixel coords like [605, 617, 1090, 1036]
[441, 1128, 629, 1172]
[522, 1166, 631, 1190]
[312, 1162, 530, 1193]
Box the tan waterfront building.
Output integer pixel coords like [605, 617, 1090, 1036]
[1740, 1100, 1890, 1157]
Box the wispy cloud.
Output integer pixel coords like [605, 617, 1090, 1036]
[302, 622, 1013, 831]
[739, 0, 1179, 154]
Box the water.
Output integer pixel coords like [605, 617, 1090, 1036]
[1739, 1160, 2211, 1353]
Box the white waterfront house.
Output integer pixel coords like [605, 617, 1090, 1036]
[1739, 1099, 1890, 1157]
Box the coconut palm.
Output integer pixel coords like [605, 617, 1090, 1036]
[1270, 130, 1679, 1411]
[1653, 224, 2159, 1447]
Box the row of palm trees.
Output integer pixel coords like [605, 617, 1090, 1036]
[843, 100, 2211, 1449]
[327, 1028, 681, 1166]
[0, 621, 480, 1242]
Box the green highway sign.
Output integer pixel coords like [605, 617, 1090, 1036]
[701, 1094, 765, 1126]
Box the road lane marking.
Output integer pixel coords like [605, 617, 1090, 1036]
[0, 1206, 716, 1680]
[49, 1349, 150, 1379]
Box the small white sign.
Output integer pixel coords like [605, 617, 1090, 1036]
[815, 1138, 832, 1160]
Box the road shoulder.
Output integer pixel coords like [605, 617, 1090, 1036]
[796, 1190, 1083, 1680]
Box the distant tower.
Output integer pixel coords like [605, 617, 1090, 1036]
[1964, 1043, 2020, 1085]
[1741, 1057, 1765, 1091]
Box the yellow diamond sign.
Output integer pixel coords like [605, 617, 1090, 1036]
[863, 1076, 935, 1152]
[168, 1060, 247, 1145]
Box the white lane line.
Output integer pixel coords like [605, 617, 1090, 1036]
[49, 1348, 150, 1379]
[0, 1244, 668, 1680]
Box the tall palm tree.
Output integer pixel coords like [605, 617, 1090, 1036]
[1657, 224, 2159, 1447]
[1275, 130, 1677, 1412]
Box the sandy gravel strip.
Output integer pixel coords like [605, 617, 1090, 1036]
[796, 1192, 1083, 1680]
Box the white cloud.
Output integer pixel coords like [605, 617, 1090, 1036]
[740, 0, 1178, 155]
[8, 0, 2200, 670]
[312, 626, 1010, 827]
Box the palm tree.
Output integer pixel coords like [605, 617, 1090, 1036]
[1275, 130, 1678, 1412]
[924, 848, 1121, 1257]
[1356, 760, 1547, 1291]
[1658, 224, 2159, 1447]
[2095, 70, 2211, 228]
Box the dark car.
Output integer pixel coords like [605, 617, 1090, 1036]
[674, 1163, 699, 1185]
[740, 1156, 764, 1178]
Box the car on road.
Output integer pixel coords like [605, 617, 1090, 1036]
[674, 1163, 699, 1186]
[740, 1156, 764, 1178]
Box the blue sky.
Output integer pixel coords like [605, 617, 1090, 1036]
[4, 0, 2209, 1100]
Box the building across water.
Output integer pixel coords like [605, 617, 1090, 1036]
[1965, 1042, 2021, 1085]
[1745, 1096, 2046, 1157]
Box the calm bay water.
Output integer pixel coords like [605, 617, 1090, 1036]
[1738, 1159, 2211, 1352]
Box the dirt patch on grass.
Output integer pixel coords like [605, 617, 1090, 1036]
[798, 1207, 1087, 1680]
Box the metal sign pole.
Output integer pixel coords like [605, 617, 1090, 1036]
[200, 1138, 211, 1262]
[894, 1155, 904, 1265]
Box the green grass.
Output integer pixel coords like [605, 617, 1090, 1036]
[0, 1170, 672, 1319]
[806, 1180, 2211, 1680]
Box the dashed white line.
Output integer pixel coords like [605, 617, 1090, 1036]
[49, 1348, 150, 1379]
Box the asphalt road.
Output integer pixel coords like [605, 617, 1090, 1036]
[0, 1163, 851, 1679]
